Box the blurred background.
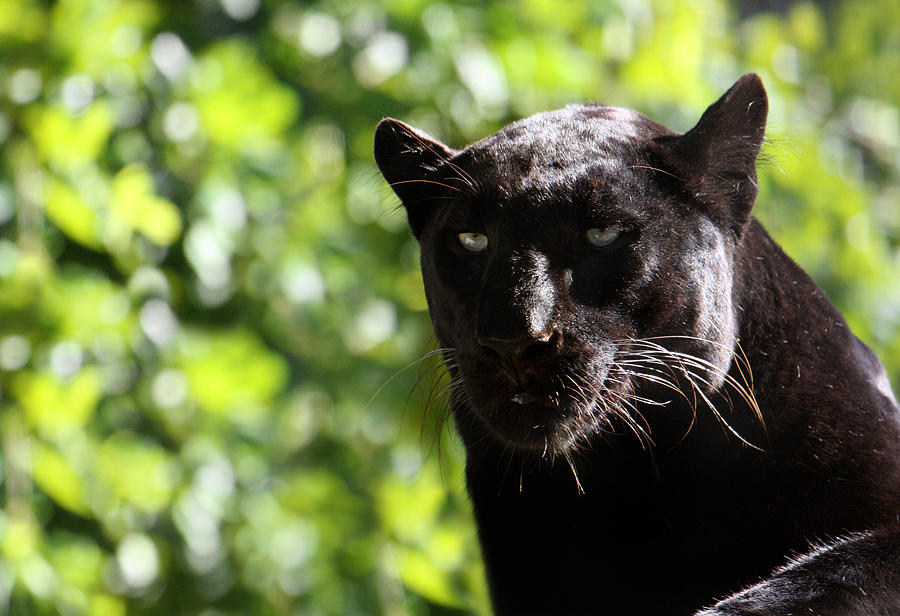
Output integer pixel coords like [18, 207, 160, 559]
[0, 0, 897, 614]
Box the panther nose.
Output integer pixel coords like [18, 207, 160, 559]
[477, 329, 561, 362]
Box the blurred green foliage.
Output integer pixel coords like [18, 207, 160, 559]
[0, 0, 897, 614]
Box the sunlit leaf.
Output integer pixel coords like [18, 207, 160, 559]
[622, 0, 720, 107]
[0, 517, 41, 562]
[0, 251, 53, 312]
[50, 0, 160, 74]
[96, 432, 178, 513]
[191, 40, 300, 149]
[110, 164, 182, 246]
[32, 442, 89, 515]
[89, 594, 126, 616]
[394, 544, 464, 607]
[47, 535, 104, 589]
[787, 2, 826, 52]
[24, 101, 114, 171]
[0, 0, 47, 43]
[14, 368, 102, 440]
[377, 474, 445, 543]
[53, 274, 132, 343]
[178, 328, 288, 415]
[44, 177, 102, 250]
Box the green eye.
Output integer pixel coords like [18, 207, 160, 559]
[458, 232, 488, 253]
[586, 226, 622, 248]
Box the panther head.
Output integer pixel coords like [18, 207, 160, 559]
[375, 75, 767, 455]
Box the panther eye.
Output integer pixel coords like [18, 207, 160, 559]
[458, 232, 489, 253]
[586, 226, 622, 248]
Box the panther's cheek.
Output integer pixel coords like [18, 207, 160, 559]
[423, 291, 470, 350]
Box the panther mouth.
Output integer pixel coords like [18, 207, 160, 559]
[458, 348, 617, 453]
[510, 392, 540, 405]
[471, 382, 599, 453]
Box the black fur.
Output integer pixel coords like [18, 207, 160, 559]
[374, 74, 900, 615]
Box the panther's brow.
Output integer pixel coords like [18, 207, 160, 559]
[578, 196, 649, 225]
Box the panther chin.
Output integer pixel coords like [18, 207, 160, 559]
[473, 388, 594, 454]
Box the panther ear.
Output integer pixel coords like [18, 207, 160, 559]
[374, 118, 457, 237]
[658, 73, 768, 235]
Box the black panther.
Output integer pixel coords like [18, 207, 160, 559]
[374, 74, 900, 615]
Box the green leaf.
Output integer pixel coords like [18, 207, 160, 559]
[395, 544, 464, 608]
[25, 101, 114, 171]
[96, 432, 177, 513]
[32, 442, 89, 515]
[14, 368, 102, 440]
[0, 0, 47, 43]
[178, 328, 288, 415]
[47, 534, 104, 589]
[110, 164, 182, 246]
[44, 177, 102, 250]
[377, 474, 445, 543]
[0, 517, 41, 563]
[191, 40, 300, 150]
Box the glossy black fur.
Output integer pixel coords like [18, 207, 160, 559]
[374, 75, 900, 615]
